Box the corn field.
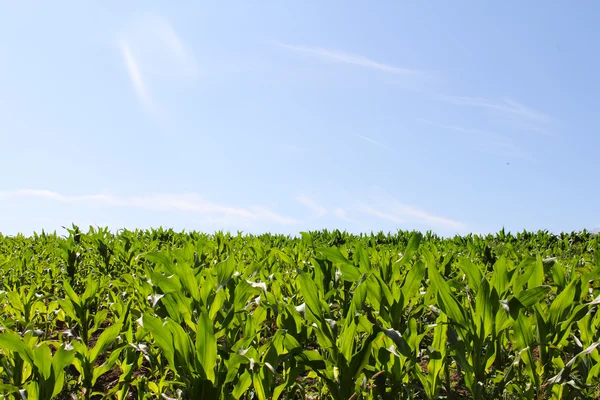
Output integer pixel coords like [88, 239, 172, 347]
[0, 226, 599, 399]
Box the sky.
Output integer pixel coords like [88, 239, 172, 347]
[1, 1, 599, 237]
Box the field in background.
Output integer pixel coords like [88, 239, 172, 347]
[0, 227, 599, 399]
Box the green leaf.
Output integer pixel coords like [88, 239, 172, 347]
[225, 354, 250, 384]
[549, 278, 578, 329]
[428, 262, 468, 329]
[300, 232, 313, 247]
[511, 285, 551, 309]
[216, 255, 236, 290]
[475, 278, 494, 337]
[317, 247, 361, 282]
[175, 262, 200, 303]
[90, 322, 123, 362]
[283, 332, 302, 352]
[458, 258, 484, 293]
[527, 256, 545, 289]
[91, 346, 124, 386]
[338, 262, 362, 282]
[348, 331, 377, 379]
[233, 280, 259, 312]
[365, 275, 382, 309]
[32, 343, 53, 380]
[196, 310, 217, 384]
[317, 247, 352, 267]
[62, 280, 81, 307]
[81, 276, 100, 305]
[232, 370, 252, 399]
[374, 275, 394, 307]
[209, 289, 226, 321]
[339, 321, 357, 362]
[351, 279, 368, 315]
[355, 243, 371, 274]
[395, 232, 422, 266]
[51, 345, 75, 398]
[298, 270, 323, 321]
[513, 313, 538, 388]
[551, 262, 566, 289]
[0, 331, 34, 365]
[0, 384, 19, 393]
[426, 313, 448, 399]
[401, 260, 425, 308]
[140, 315, 176, 371]
[513, 257, 537, 292]
[252, 370, 268, 400]
[149, 272, 182, 294]
[143, 252, 176, 274]
[270, 249, 294, 266]
[166, 320, 194, 371]
[490, 256, 509, 296]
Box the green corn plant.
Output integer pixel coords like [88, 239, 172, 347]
[57, 232, 80, 281]
[105, 325, 146, 400]
[2, 227, 600, 397]
[426, 253, 548, 399]
[57, 276, 104, 345]
[295, 253, 380, 400]
[576, 298, 600, 386]
[139, 249, 264, 398]
[138, 310, 220, 398]
[0, 330, 74, 400]
[70, 318, 127, 399]
[3, 287, 46, 331]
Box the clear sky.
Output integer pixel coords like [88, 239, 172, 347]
[1, 1, 599, 237]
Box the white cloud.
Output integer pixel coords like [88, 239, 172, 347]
[118, 15, 198, 113]
[439, 96, 551, 134]
[0, 190, 299, 226]
[118, 40, 152, 109]
[389, 203, 464, 230]
[0, 189, 120, 204]
[418, 119, 495, 136]
[278, 43, 416, 75]
[296, 195, 326, 218]
[440, 96, 550, 123]
[418, 119, 535, 161]
[333, 208, 346, 219]
[333, 208, 358, 224]
[359, 200, 465, 232]
[356, 134, 392, 151]
[359, 205, 406, 224]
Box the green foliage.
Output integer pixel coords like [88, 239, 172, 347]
[0, 227, 599, 399]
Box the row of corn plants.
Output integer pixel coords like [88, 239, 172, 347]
[0, 226, 599, 399]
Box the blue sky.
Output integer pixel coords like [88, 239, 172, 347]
[1, 1, 599, 236]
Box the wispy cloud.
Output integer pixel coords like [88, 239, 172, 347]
[296, 195, 326, 218]
[0, 190, 299, 225]
[359, 200, 465, 232]
[356, 134, 392, 151]
[440, 96, 550, 123]
[439, 96, 551, 134]
[118, 15, 198, 114]
[119, 40, 152, 109]
[418, 119, 494, 136]
[389, 203, 464, 230]
[418, 119, 535, 161]
[278, 43, 417, 75]
[333, 208, 358, 224]
[359, 205, 406, 224]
